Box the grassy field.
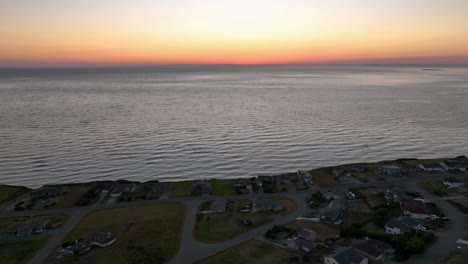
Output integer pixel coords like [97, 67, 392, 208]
[440, 254, 468, 264]
[196, 239, 299, 264]
[48, 203, 184, 264]
[0, 236, 50, 264]
[308, 168, 341, 187]
[168, 181, 192, 197]
[211, 179, 236, 196]
[54, 184, 97, 208]
[419, 180, 464, 196]
[345, 213, 373, 226]
[194, 200, 272, 243]
[286, 220, 340, 241]
[464, 230, 468, 240]
[0, 185, 30, 211]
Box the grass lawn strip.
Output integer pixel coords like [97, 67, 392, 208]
[308, 168, 341, 187]
[0, 236, 50, 264]
[168, 181, 192, 197]
[195, 239, 299, 264]
[48, 203, 184, 264]
[211, 179, 236, 196]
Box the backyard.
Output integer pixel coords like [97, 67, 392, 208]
[308, 168, 341, 187]
[0, 236, 50, 264]
[211, 179, 236, 196]
[168, 181, 193, 197]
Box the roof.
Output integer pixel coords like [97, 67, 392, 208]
[14, 219, 49, 236]
[386, 216, 421, 233]
[443, 176, 462, 183]
[381, 165, 400, 169]
[442, 160, 465, 168]
[333, 248, 367, 264]
[255, 199, 281, 210]
[297, 228, 316, 241]
[321, 208, 344, 221]
[210, 199, 227, 212]
[88, 232, 116, 245]
[421, 163, 443, 169]
[352, 238, 393, 258]
[295, 237, 317, 250]
[401, 200, 429, 215]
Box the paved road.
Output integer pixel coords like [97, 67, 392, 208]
[0, 171, 465, 264]
[399, 180, 467, 264]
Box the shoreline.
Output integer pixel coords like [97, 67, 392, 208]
[1, 156, 461, 190]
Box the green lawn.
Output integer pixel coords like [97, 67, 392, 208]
[0, 236, 50, 264]
[194, 200, 271, 243]
[308, 168, 341, 187]
[196, 239, 299, 264]
[211, 179, 236, 196]
[54, 184, 97, 208]
[420, 180, 464, 196]
[441, 254, 468, 264]
[0, 185, 30, 211]
[48, 203, 184, 264]
[168, 181, 192, 197]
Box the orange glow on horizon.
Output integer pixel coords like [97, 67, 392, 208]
[1, 1, 468, 66]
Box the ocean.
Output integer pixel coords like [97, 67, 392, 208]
[0, 65, 467, 188]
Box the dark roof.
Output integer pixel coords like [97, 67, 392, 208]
[401, 200, 429, 215]
[333, 248, 366, 264]
[442, 160, 466, 168]
[443, 176, 462, 183]
[297, 228, 316, 241]
[321, 208, 344, 221]
[210, 199, 227, 212]
[88, 232, 116, 245]
[352, 238, 393, 259]
[386, 216, 421, 233]
[295, 237, 317, 250]
[255, 199, 281, 210]
[422, 163, 443, 169]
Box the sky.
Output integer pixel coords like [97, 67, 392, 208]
[1, 0, 468, 66]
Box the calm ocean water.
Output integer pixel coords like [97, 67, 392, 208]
[0, 65, 467, 188]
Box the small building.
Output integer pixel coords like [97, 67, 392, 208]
[209, 198, 227, 213]
[401, 199, 431, 219]
[320, 208, 345, 225]
[234, 178, 252, 194]
[440, 161, 466, 172]
[385, 216, 425, 235]
[96, 183, 114, 194]
[88, 232, 117, 247]
[298, 170, 314, 185]
[69, 241, 92, 256]
[253, 199, 282, 213]
[333, 167, 350, 177]
[417, 163, 445, 172]
[192, 180, 212, 195]
[384, 187, 404, 204]
[110, 187, 123, 198]
[28, 188, 62, 201]
[324, 248, 368, 264]
[352, 238, 395, 262]
[379, 165, 401, 176]
[14, 219, 50, 237]
[286, 237, 318, 253]
[442, 177, 465, 189]
[296, 228, 316, 241]
[121, 183, 136, 194]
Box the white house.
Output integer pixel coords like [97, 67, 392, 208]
[385, 216, 425, 235]
[442, 177, 465, 189]
[417, 163, 445, 172]
[324, 248, 368, 264]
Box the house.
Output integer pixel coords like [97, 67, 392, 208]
[401, 199, 430, 219]
[417, 163, 445, 172]
[324, 248, 368, 264]
[352, 238, 395, 262]
[110, 187, 123, 197]
[209, 198, 227, 213]
[121, 183, 136, 194]
[88, 232, 117, 247]
[253, 199, 283, 212]
[351, 165, 368, 173]
[333, 167, 350, 177]
[440, 160, 466, 172]
[234, 178, 252, 194]
[385, 216, 425, 235]
[192, 180, 212, 195]
[320, 208, 345, 225]
[384, 187, 404, 204]
[69, 241, 92, 256]
[28, 188, 62, 201]
[14, 219, 50, 237]
[442, 177, 464, 189]
[296, 228, 316, 241]
[287, 237, 318, 253]
[379, 165, 401, 176]
[96, 183, 114, 194]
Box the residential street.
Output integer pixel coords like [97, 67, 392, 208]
[0, 171, 465, 264]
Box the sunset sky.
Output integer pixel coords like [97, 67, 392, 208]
[1, 0, 468, 66]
